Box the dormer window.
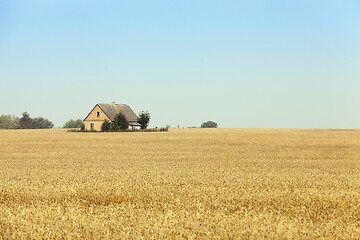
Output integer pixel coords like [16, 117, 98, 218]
[97, 112, 100, 117]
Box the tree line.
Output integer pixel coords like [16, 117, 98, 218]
[1, 110, 217, 130]
[0, 112, 54, 129]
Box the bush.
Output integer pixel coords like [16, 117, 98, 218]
[63, 119, 85, 129]
[201, 121, 218, 128]
[160, 127, 169, 132]
[74, 125, 168, 133]
[111, 113, 129, 131]
[101, 120, 111, 132]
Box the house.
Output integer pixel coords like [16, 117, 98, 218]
[84, 102, 141, 131]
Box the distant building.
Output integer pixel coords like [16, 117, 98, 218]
[84, 102, 141, 131]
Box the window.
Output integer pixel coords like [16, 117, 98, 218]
[90, 123, 94, 130]
[97, 112, 100, 117]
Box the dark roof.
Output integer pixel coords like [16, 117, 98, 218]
[98, 104, 140, 126]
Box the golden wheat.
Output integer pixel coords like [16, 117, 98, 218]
[0, 128, 359, 239]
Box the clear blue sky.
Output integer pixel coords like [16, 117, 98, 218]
[1, 0, 359, 128]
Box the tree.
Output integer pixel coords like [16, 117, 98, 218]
[0, 115, 20, 129]
[137, 111, 150, 129]
[112, 112, 129, 131]
[63, 119, 85, 129]
[101, 120, 111, 132]
[20, 112, 33, 129]
[0, 115, 12, 129]
[201, 121, 218, 128]
[33, 117, 54, 129]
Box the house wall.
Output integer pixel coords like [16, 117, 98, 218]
[130, 125, 141, 130]
[84, 105, 111, 131]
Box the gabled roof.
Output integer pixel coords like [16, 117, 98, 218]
[98, 104, 138, 122]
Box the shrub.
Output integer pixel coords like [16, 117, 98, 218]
[201, 121, 218, 128]
[101, 120, 111, 132]
[111, 113, 129, 131]
[160, 127, 169, 132]
[63, 119, 85, 129]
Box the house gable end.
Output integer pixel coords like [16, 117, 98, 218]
[84, 104, 112, 122]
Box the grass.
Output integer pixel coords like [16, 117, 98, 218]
[0, 128, 359, 239]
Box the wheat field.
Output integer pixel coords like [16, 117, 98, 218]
[0, 128, 359, 239]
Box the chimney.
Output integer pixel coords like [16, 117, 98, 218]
[111, 101, 115, 106]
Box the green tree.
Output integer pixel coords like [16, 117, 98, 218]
[63, 119, 85, 129]
[33, 117, 54, 129]
[137, 111, 150, 129]
[0, 115, 12, 129]
[20, 112, 33, 129]
[112, 112, 129, 131]
[0, 115, 20, 129]
[101, 120, 111, 132]
[201, 121, 218, 128]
